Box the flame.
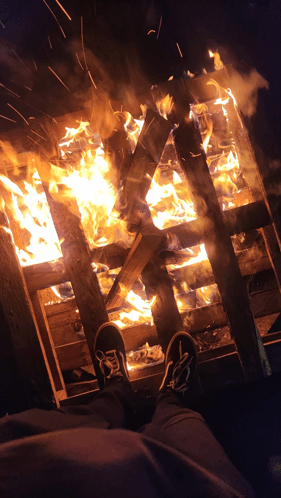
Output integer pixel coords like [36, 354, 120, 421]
[190, 87, 249, 208]
[208, 50, 224, 71]
[112, 286, 156, 329]
[156, 94, 174, 119]
[146, 137, 196, 229]
[0, 83, 256, 327]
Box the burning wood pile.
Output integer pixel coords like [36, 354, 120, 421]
[1, 59, 281, 409]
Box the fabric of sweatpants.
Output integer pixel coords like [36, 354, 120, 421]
[0, 379, 255, 497]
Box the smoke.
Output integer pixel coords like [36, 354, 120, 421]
[228, 67, 269, 118]
[208, 43, 269, 118]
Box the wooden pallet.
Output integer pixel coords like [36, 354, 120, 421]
[1, 66, 281, 412]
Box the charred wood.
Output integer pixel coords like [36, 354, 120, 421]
[174, 118, 271, 381]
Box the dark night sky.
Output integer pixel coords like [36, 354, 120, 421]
[0, 0, 280, 150]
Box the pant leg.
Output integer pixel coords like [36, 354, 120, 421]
[0, 379, 133, 444]
[138, 389, 255, 497]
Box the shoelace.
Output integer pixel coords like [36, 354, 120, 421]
[95, 349, 123, 379]
[167, 352, 193, 392]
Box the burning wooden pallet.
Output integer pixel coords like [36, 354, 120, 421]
[1, 65, 281, 412]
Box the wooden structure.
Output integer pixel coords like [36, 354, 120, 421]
[1, 65, 281, 411]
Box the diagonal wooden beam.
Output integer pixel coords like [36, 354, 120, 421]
[105, 224, 165, 310]
[116, 108, 173, 228]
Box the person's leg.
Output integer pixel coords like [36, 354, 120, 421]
[0, 323, 133, 444]
[0, 379, 132, 443]
[139, 332, 255, 496]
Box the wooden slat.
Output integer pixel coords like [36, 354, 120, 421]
[23, 200, 271, 293]
[0, 211, 53, 413]
[56, 323, 159, 371]
[174, 119, 270, 382]
[30, 291, 67, 398]
[105, 224, 165, 310]
[170, 244, 271, 292]
[104, 126, 132, 188]
[55, 283, 281, 371]
[227, 98, 281, 251]
[59, 331, 281, 405]
[227, 99, 281, 290]
[116, 108, 172, 227]
[183, 287, 281, 334]
[37, 161, 109, 364]
[45, 247, 272, 349]
[142, 255, 183, 352]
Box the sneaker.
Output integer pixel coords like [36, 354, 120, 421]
[159, 331, 198, 394]
[94, 322, 130, 390]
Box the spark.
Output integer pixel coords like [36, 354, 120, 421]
[0, 114, 16, 123]
[147, 30, 155, 35]
[19, 100, 57, 123]
[81, 16, 88, 70]
[54, 0, 72, 20]
[27, 135, 48, 153]
[48, 66, 70, 91]
[11, 50, 32, 74]
[176, 42, 183, 58]
[33, 59, 38, 71]
[143, 117, 155, 136]
[48, 35, 53, 49]
[157, 15, 162, 39]
[108, 100, 114, 114]
[0, 83, 20, 98]
[7, 103, 29, 125]
[24, 86, 32, 91]
[88, 70, 97, 89]
[31, 130, 47, 141]
[0, 19, 5, 28]
[43, 0, 66, 38]
[75, 52, 84, 70]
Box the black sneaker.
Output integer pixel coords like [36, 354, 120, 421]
[94, 322, 130, 390]
[159, 331, 198, 394]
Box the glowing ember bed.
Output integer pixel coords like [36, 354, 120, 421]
[1, 64, 281, 410]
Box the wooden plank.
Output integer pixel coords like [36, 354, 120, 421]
[59, 332, 281, 405]
[37, 161, 109, 364]
[0, 210, 53, 413]
[227, 99, 281, 290]
[46, 248, 272, 349]
[23, 243, 129, 293]
[142, 255, 183, 352]
[171, 244, 271, 291]
[56, 323, 159, 371]
[261, 225, 281, 290]
[22, 200, 271, 293]
[116, 109, 172, 227]
[104, 126, 132, 188]
[227, 97, 281, 250]
[30, 291, 67, 399]
[105, 224, 165, 310]
[55, 283, 281, 372]
[174, 119, 271, 381]
[183, 287, 281, 334]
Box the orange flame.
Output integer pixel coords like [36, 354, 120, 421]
[0, 85, 254, 326]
